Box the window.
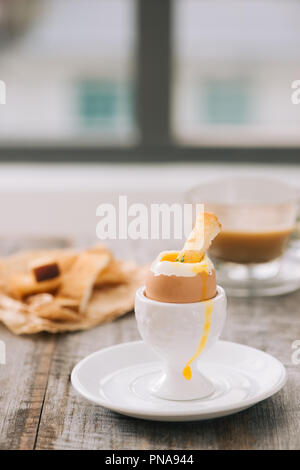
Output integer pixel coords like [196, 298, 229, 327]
[172, 0, 300, 146]
[0, 0, 299, 161]
[0, 0, 137, 145]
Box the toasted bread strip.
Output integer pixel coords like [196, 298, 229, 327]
[178, 211, 221, 261]
[0, 293, 28, 313]
[8, 273, 61, 299]
[27, 294, 80, 322]
[27, 293, 79, 310]
[30, 258, 60, 282]
[58, 251, 111, 313]
[94, 259, 134, 286]
[1, 250, 76, 275]
[202, 212, 222, 252]
[88, 245, 128, 286]
[86, 243, 112, 255]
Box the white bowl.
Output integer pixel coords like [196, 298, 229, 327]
[135, 286, 227, 400]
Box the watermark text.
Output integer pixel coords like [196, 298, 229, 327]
[291, 80, 300, 104]
[0, 80, 6, 105]
[291, 340, 300, 365]
[0, 340, 6, 365]
[96, 197, 203, 241]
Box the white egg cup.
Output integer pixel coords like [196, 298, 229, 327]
[135, 286, 227, 401]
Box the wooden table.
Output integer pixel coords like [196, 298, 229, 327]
[0, 238, 299, 450]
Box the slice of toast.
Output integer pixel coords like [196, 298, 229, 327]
[178, 211, 221, 261]
[202, 212, 222, 252]
[27, 293, 80, 322]
[58, 251, 111, 313]
[8, 273, 61, 299]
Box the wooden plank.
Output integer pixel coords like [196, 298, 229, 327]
[35, 315, 140, 450]
[0, 325, 56, 450]
[0, 237, 71, 450]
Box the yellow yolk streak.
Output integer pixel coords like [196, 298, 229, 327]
[160, 252, 211, 276]
[177, 250, 204, 263]
[193, 264, 210, 300]
[160, 252, 179, 262]
[182, 299, 213, 381]
[192, 263, 209, 274]
[201, 270, 208, 299]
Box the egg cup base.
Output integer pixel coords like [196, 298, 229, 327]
[149, 366, 215, 401]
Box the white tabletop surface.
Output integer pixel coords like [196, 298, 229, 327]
[0, 162, 299, 193]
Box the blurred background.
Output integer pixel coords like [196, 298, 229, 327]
[0, 0, 300, 240]
[0, 0, 300, 158]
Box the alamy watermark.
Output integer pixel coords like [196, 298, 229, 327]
[0, 340, 6, 365]
[96, 197, 203, 241]
[0, 80, 6, 105]
[291, 340, 300, 365]
[291, 80, 300, 104]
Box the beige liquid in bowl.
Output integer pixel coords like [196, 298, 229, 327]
[209, 228, 292, 264]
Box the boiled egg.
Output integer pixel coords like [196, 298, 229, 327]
[145, 250, 217, 303]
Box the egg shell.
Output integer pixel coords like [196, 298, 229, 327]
[145, 268, 217, 303]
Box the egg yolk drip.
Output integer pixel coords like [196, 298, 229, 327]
[158, 250, 214, 378]
[182, 299, 213, 381]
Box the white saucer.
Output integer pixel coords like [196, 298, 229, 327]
[71, 340, 286, 422]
